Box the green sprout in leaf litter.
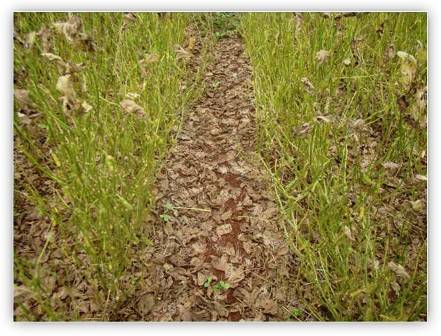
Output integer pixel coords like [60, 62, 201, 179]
[203, 276, 213, 288]
[213, 280, 231, 292]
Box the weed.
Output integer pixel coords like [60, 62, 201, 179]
[213, 280, 231, 292]
[242, 12, 427, 321]
[13, 12, 215, 320]
[203, 276, 213, 288]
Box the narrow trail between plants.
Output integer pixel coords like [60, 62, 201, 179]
[133, 35, 296, 321]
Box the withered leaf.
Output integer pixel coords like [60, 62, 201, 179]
[120, 99, 146, 117]
[301, 77, 314, 93]
[342, 57, 351, 66]
[212, 255, 229, 272]
[315, 49, 330, 65]
[137, 293, 156, 315]
[397, 51, 417, 89]
[410, 199, 424, 212]
[56, 74, 76, 100]
[53, 15, 83, 42]
[257, 297, 278, 315]
[382, 161, 400, 171]
[216, 223, 232, 236]
[14, 89, 34, 110]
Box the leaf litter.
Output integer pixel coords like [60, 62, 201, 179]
[123, 33, 297, 321]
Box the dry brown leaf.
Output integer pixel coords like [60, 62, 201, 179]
[415, 174, 427, 182]
[212, 255, 229, 272]
[123, 12, 137, 24]
[53, 15, 83, 42]
[397, 51, 417, 89]
[41, 52, 64, 62]
[388, 261, 410, 279]
[14, 89, 34, 110]
[137, 293, 155, 315]
[343, 58, 351, 66]
[191, 241, 206, 255]
[277, 245, 289, 256]
[382, 161, 400, 171]
[120, 99, 146, 117]
[197, 272, 208, 286]
[37, 26, 52, 52]
[257, 297, 278, 315]
[56, 74, 76, 100]
[410, 199, 424, 212]
[315, 49, 330, 65]
[25, 31, 37, 49]
[225, 265, 245, 287]
[301, 77, 314, 93]
[216, 223, 232, 236]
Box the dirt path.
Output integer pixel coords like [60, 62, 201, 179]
[134, 35, 296, 321]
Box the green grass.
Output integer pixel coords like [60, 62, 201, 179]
[14, 12, 213, 320]
[241, 12, 427, 321]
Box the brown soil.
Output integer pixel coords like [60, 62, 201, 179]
[132, 35, 297, 321]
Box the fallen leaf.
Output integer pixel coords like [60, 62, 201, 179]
[397, 51, 417, 89]
[225, 265, 245, 287]
[415, 174, 427, 182]
[216, 223, 232, 236]
[257, 297, 278, 315]
[120, 99, 146, 117]
[137, 293, 155, 315]
[382, 161, 400, 171]
[342, 58, 351, 66]
[301, 77, 314, 93]
[14, 89, 34, 110]
[41, 52, 64, 62]
[191, 241, 206, 255]
[56, 74, 76, 100]
[37, 26, 52, 53]
[315, 49, 330, 65]
[25, 31, 37, 49]
[410, 199, 424, 212]
[212, 255, 229, 272]
[123, 12, 137, 26]
[53, 15, 83, 42]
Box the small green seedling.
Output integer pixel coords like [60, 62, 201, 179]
[160, 213, 171, 223]
[203, 276, 213, 288]
[164, 202, 174, 212]
[290, 308, 302, 319]
[213, 280, 231, 292]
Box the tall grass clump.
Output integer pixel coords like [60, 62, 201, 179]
[242, 12, 427, 320]
[14, 12, 213, 320]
